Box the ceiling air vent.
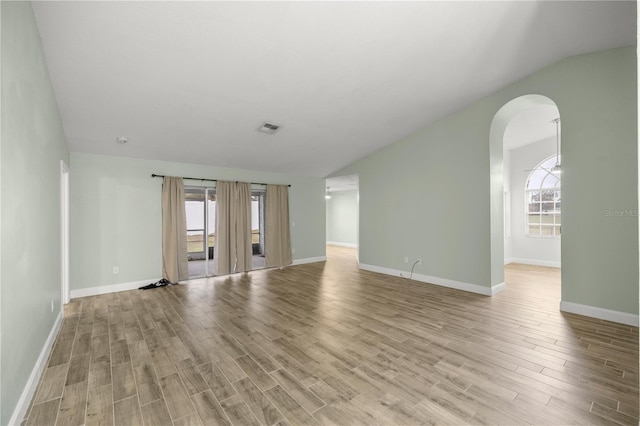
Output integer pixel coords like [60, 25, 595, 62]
[258, 122, 282, 134]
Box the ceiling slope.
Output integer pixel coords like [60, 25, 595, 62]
[32, 1, 636, 177]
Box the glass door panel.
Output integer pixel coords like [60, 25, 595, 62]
[185, 188, 206, 278]
[251, 192, 265, 270]
[206, 190, 216, 276]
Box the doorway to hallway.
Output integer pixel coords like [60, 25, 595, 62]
[325, 174, 359, 263]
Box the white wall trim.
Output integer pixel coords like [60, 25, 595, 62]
[560, 301, 639, 327]
[71, 262, 330, 298]
[9, 311, 63, 426]
[292, 256, 327, 266]
[326, 241, 357, 248]
[70, 278, 160, 299]
[359, 263, 504, 296]
[505, 257, 561, 268]
[491, 282, 506, 295]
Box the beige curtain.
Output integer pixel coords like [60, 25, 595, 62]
[215, 181, 252, 274]
[215, 181, 232, 276]
[234, 182, 252, 272]
[162, 176, 188, 283]
[265, 184, 292, 268]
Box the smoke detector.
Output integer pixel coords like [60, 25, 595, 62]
[116, 136, 128, 144]
[258, 122, 282, 134]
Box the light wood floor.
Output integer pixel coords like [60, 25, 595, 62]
[24, 246, 638, 425]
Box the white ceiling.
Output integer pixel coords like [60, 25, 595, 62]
[503, 104, 560, 151]
[32, 1, 636, 178]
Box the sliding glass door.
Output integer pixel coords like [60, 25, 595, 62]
[206, 190, 216, 275]
[185, 186, 266, 278]
[185, 187, 216, 278]
[252, 191, 265, 270]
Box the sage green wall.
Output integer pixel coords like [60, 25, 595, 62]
[70, 153, 326, 291]
[334, 101, 494, 287]
[326, 190, 358, 245]
[1, 2, 70, 424]
[333, 46, 638, 315]
[558, 48, 637, 313]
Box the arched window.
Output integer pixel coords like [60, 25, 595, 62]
[526, 155, 561, 236]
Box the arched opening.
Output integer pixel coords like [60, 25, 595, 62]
[490, 94, 561, 290]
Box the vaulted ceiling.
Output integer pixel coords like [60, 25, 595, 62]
[32, 1, 636, 177]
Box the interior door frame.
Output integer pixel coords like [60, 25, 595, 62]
[60, 160, 70, 305]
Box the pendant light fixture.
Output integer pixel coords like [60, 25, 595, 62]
[325, 186, 331, 199]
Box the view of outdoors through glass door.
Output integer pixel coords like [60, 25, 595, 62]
[185, 187, 215, 278]
[251, 191, 266, 270]
[185, 186, 265, 278]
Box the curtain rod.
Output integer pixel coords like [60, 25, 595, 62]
[151, 174, 291, 187]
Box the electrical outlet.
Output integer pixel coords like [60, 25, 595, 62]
[404, 256, 409, 263]
[50, 299, 54, 312]
[113, 266, 119, 274]
[292, 248, 296, 254]
[417, 259, 422, 265]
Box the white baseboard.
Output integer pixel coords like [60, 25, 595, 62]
[505, 257, 561, 268]
[70, 278, 160, 299]
[292, 256, 327, 266]
[359, 263, 504, 296]
[326, 241, 357, 248]
[490, 282, 506, 295]
[71, 262, 332, 298]
[9, 311, 63, 426]
[560, 301, 639, 326]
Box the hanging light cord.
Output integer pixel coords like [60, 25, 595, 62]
[553, 117, 560, 166]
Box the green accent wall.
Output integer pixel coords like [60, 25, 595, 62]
[1, 2, 70, 424]
[333, 46, 638, 315]
[70, 153, 326, 291]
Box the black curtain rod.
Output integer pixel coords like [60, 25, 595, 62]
[151, 174, 291, 187]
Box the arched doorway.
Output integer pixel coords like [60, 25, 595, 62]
[489, 94, 560, 289]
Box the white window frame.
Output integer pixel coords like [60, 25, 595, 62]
[525, 155, 561, 238]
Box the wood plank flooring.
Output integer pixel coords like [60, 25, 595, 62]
[24, 246, 638, 425]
